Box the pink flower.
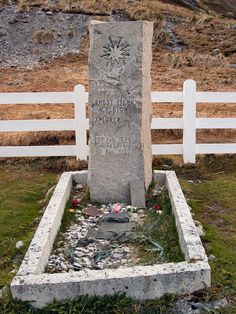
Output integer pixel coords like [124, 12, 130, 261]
[113, 204, 122, 213]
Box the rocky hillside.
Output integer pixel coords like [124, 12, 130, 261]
[0, 0, 235, 68]
[165, 0, 236, 17]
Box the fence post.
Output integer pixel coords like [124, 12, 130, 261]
[183, 80, 196, 163]
[74, 84, 88, 160]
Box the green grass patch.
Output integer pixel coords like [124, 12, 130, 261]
[0, 155, 236, 312]
[180, 175, 236, 307]
[0, 163, 58, 286]
[175, 155, 236, 310]
[0, 290, 176, 314]
[135, 188, 184, 264]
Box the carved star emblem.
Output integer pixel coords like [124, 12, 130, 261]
[101, 36, 130, 66]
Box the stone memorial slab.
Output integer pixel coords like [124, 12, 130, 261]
[130, 180, 146, 208]
[88, 21, 153, 203]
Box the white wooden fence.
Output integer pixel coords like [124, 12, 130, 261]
[0, 80, 235, 163]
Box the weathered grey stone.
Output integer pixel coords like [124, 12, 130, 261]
[130, 180, 146, 208]
[88, 21, 153, 203]
[11, 171, 211, 308]
[154, 170, 208, 262]
[11, 261, 210, 308]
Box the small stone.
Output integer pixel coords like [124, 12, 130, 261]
[8, 18, 19, 24]
[34, 216, 41, 223]
[16, 241, 24, 249]
[208, 254, 216, 261]
[0, 31, 6, 37]
[60, 262, 68, 270]
[83, 207, 104, 217]
[73, 262, 82, 269]
[77, 216, 85, 222]
[75, 184, 84, 190]
[194, 221, 205, 237]
[130, 213, 139, 222]
[111, 253, 123, 260]
[74, 251, 85, 258]
[103, 212, 129, 223]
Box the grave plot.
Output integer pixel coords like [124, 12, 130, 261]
[45, 182, 184, 274]
[10, 20, 210, 308]
[10, 170, 210, 308]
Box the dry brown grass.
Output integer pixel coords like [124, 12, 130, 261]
[166, 52, 228, 69]
[15, 0, 176, 44]
[16, 0, 49, 12]
[32, 29, 57, 44]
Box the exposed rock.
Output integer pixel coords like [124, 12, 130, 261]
[0, 6, 88, 68]
[15, 240, 24, 249]
[208, 254, 216, 261]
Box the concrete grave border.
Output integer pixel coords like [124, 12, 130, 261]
[11, 170, 211, 308]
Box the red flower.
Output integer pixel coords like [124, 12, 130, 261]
[153, 204, 161, 210]
[72, 199, 79, 207]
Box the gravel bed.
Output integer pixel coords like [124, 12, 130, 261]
[46, 183, 165, 273]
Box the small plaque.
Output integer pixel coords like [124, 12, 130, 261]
[130, 180, 146, 209]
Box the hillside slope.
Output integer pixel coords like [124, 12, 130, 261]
[163, 0, 236, 17]
[0, 0, 235, 147]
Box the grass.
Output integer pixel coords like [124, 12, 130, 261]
[1, 291, 177, 313]
[174, 155, 236, 311]
[32, 29, 57, 45]
[135, 188, 184, 264]
[179, 174, 236, 309]
[0, 155, 235, 312]
[0, 162, 58, 286]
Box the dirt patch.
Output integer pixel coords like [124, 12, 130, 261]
[202, 211, 226, 228]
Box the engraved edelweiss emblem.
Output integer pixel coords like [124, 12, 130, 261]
[101, 36, 130, 66]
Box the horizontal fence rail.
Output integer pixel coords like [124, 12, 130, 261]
[0, 92, 75, 104]
[0, 80, 235, 163]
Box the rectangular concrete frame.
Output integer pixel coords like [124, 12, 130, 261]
[11, 170, 211, 308]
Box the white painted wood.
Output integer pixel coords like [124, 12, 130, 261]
[0, 119, 76, 132]
[196, 92, 236, 103]
[0, 82, 235, 162]
[183, 80, 196, 163]
[151, 118, 183, 129]
[74, 85, 88, 160]
[0, 146, 77, 157]
[0, 92, 75, 104]
[151, 92, 183, 103]
[196, 118, 236, 129]
[196, 144, 236, 154]
[152, 144, 183, 155]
